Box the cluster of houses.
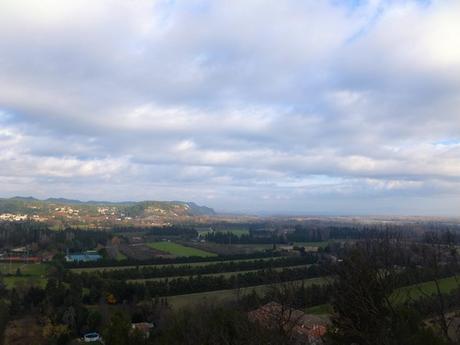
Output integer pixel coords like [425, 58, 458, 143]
[54, 206, 79, 215]
[82, 303, 326, 344]
[248, 302, 328, 345]
[0, 247, 53, 263]
[0, 213, 28, 221]
[0, 213, 47, 222]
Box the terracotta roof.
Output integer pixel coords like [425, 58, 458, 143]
[132, 322, 154, 334]
[248, 302, 328, 341]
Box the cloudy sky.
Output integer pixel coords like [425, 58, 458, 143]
[1, 0, 460, 215]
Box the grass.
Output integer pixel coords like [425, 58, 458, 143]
[167, 277, 328, 309]
[70, 256, 288, 273]
[3, 276, 48, 289]
[301, 275, 460, 317]
[115, 252, 127, 261]
[0, 263, 49, 289]
[306, 304, 333, 315]
[393, 275, 460, 303]
[0, 262, 48, 276]
[147, 241, 217, 257]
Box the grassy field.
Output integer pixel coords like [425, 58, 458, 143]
[305, 303, 333, 315]
[185, 242, 273, 256]
[301, 275, 460, 317]
[3, 276, 48, 289]
[70, 256, 287, 273]
[127, 264, 312, 284]
[115, 251, 127, 261]
[0, 262, 48, 276]
[0, 263, 49, 288]
[167, 277, 328, 309]
[393, 275, 460, 302]
[147, 241, 217, 257]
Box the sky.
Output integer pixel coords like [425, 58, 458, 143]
[0, 0, 460, 215]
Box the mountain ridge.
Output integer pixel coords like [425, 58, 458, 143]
[0, 196, 216, 218]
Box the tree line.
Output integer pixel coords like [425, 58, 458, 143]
[97, 255, 317, 281]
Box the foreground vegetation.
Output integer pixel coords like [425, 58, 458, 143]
[1, 220, 460, 344]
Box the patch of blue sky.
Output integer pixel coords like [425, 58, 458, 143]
[340, 0, 433, 44]
[433, 139, 460, 147]
[330, 0, 368, 9]
[0, 109, 15, 123]
[345, 4, 385, 43]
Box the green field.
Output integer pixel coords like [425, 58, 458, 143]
[0, 262, 48, 276]
[167, 277, 327, 309]
[115, 252, 127, 261]
[147, 241, 217, 257]
[3, 276, 48, 289]
[305, 303, 333, 315]
[301, 275, 460, 317]
[127, 264, 312, 284]
[0, 263, 49, 288]
[393, 275, 460, 302]
[70, 256, 287, 273]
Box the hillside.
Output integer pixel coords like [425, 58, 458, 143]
[0, 197, 216, 226]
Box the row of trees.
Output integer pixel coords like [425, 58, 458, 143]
[203, 225, 426, 244]
[64, 250, 284, 268]
[114, 225, 199, 237]
[97, 255, 317, 280]
[0, 221, 111, 251]
[73, 265, 327, 304]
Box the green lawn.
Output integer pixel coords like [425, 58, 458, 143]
[147, 241, 217, 257]
[3, 276, 47, 289]
[306, 303, 333, 315]
[301, 275, 460, 317]
[167, 277, 328, 309]
[393, 275, 460, 303]
[115, 252, 127, 261]
[0, 262, 48, 276]
[0, 263, 49, 289]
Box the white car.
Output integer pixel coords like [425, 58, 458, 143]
[83, 332, 101, 342]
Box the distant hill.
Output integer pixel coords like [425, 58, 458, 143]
[0, 197, 216, 218]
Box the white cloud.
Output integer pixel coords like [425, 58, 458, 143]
[0, 0, 459, 214]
